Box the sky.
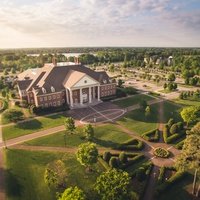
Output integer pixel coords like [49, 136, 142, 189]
[0, 0, 200, 48]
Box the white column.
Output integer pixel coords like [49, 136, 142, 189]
[89, 87, 92, 103]
[69, 90, 73, 107]
[98, 86, 100, 101]
[93, 87, 95, 99]
[66, 89, 69, 104]
[80, 88, 83, 105]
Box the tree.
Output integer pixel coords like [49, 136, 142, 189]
[139, 100, 147, 110]
[44, 160, 67, 189]
[1, 90, 6, 98]
[118, 79, 124, 88]
[83, 124, 94, 140]
[76, 142, 98, 171]
[168, 73, 176, 81]
[58, 186, 86, 200]
[190, 122, 200, 135]
[64, 117, 75, 134]
[145, 106, 151, 117]
[2, 109, 24, 122]
[180, 106, 198, 126]
[95, 169, 131, 200]
[175, 134, 200, 197]
[163, 83, 167, 90]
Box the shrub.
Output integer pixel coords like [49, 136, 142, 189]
[135, 167, 146, 181]
[30, 104, 69, 115]
[119, 152, 127, 163]
[116, 138, 143, 150]
[109, 157, 119, 168]
[103, 151, 112, 162]
[0, 99, 8, 113]
[142, 129, 159, 142]
[176, 122, 184, 131]
[98, 157, 111, 171]
[155, 171, 187, 196]
[153, 147, 170, 158]
[123, 87, 137, 95]
[116, 88, 127, 98]
[163, 125, 169, 143]
[167, 118, 174, 128]
[170, 124, 178, 134]
[175, 140, 185, 150]
[2, 108, 24, 122]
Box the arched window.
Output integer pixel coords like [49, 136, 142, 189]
[51, 86, 55, 93]
[42, 87, 46, 94]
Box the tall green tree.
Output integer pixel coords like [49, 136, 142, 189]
[180, 106, 199, 126]
[64, 117, 75, 134]
[76, 142, 98, 171]
[58, 186, 86, 200]
[175, 131, 200, 197]
[44, 160, 67, 189]
[83, 124, 94, 140]
[95, 169, 130, 200]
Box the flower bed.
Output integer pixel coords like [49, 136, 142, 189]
[153, 147, 170, 158]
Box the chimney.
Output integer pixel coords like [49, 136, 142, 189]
[52, 57, 57, 66]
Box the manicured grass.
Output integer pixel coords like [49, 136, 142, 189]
[3, 114, 66, 140]
[5, 149, 104, 200]
[172, 99, 200, 106]
[25, 124, 131, 148]
[162, 101, 182, 122]
[117, 105, 158, 135]
[114, 94, 154, 108]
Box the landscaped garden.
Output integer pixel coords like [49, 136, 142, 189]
[153, 147, 170, 158]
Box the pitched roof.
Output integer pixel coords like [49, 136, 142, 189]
[63, 70, 86, 88]
[17, 64, 111, 95]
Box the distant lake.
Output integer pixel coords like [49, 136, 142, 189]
[27, 53, 96, 57]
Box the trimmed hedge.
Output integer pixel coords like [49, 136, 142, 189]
[153, 147, 170, 158]
[120, 154, 144, 170]
[116, 138, 144, 151]
[30, 104, 69, 115]
[98, 157, 111, 171]
[0, 99, 8, 113]
[142, 129, 159, 142]
[155, 171, 187, 196]
[175, 140, 185, 150]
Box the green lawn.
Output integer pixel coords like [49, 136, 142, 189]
[117, 105, 159, 135]
[114, 94, 154, 108]
[5, 149, 104, 200]
[172, 99, 200, 106]
[162, 101, 182, 123]
[3, 114, 66, 140]
[25, 124, 131, 148]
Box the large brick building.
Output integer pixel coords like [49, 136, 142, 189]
[17, 62, 116, 109]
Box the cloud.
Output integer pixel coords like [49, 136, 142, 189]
[0, 0, 199, 47]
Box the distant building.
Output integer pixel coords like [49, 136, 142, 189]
[17, 61, 116, 109]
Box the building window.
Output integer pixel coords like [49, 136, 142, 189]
[62, 99, 65, 103]
[42, 87, 46, 94]
[53, 102, 56, 106]
[57, 94, 60, 99]
[53, 95, 56, 99]
[45, 103, 48, 107]
[31, 99, 34, 103]
[84, 80, 87, 83]
[51, 86, 55, 93]
[40, 97, 43, 102]
[30, 93, 33, 97]
[49, 102, 52, 107]
[48, 96, 52, 100]
[57, 101, 61, 106]
[44, 96, 47, 101]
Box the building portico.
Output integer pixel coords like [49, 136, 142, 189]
[67, 84, 101, 108]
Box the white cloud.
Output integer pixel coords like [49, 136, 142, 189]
[0, 0, 199, 47]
